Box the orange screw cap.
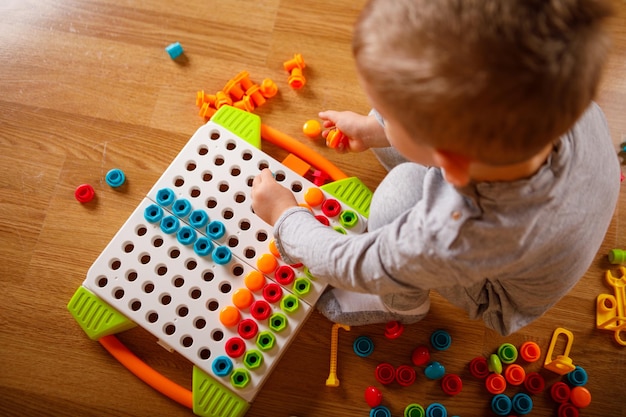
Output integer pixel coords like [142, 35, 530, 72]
[244, 270, 266, 292]
[304, 187, 325, 207]
[326, 129, 347, 149]
[246, 84, 266, 107]
[259, 78, 278, 98]
[269, 239, 281, 258]
[232, 288, 255, 310]
[234, 95, 255, 112]
[283, 53, 306, 72]
[303, 120, 322, 139]
[237, 70, 254, 91]
[215, 91, 233, 109]
[224, 78, 246, 100]
[257, 253, 278, 274]
[199, 102, 217, 120]
[219, 305, 241, 327]
[288, 67, 306, 89]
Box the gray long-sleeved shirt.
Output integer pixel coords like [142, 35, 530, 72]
[274, 103, 620, 335]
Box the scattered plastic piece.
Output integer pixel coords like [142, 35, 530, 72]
[557, 402, 580, 417]
[326, 128, 347, 149]
[412, 345, 431, 366]
[404, 404, 425, 417]
[75, 184, 95, 203]
[569, 386, 591, 408]
[105, 168, 126, 188]
[165, 42, 184, 59]
[370, 405, 391, 417]
[566, 365, 588, 387]
[430, 329, 451, 351]
[364, 386, 382, 408]
[523, 372, 545, 395]
[375, 363, 395, 385]
[488, 353, 503, 374]
[425, 402, 447, 417]
[303, 119, 322, 139]
[497, 342, 518, 364]
[491, 394, 512, 416]
[395, 365, 416, 386]
[353, 335, 374, 357]
[469, 356, 490, 379]
[504, 364, 525, 386]
[441, 373, 462, 396]
[519, 341, 541, 362]
[424, 361, 445, 380]
[326, 323, 350, 387]
[384, 321, 404, 339]
[512, 392, 533, 415]
[608, 248, 626, 264]
[544, 327, 576, 375]
[485, 373, 507, 395]
[550, 381, 571, 403]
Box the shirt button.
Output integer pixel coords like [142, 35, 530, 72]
[451, 211, 462, 220]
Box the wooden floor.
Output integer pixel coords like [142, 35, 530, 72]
[1, 1, 625, 416]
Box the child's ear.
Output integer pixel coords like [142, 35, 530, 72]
[433, 149, 472, 187]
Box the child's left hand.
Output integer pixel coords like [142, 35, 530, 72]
[251, 169, 299, 226]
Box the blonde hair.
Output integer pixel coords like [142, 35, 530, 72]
[353, 0, 613, 164]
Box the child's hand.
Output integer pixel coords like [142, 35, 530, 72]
[251, 169, 299, 226]
[319, 110, 388, 152]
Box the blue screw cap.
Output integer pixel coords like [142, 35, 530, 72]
[105, 168, 125, 188]
[430, 329, 451, 351]
[353, 336, 374, 357]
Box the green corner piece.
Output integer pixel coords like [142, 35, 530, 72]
[211, 105, 261, 149]
[321, 177, 372, 218]
[67, 286, 136, 340]
[192, 366, 250, 417]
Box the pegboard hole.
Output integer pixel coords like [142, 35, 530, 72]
[186, 161, 197, 171]
[242, 151, 253, 161]
[230, 166, 241, 177]
[110, 259, 121, 270]
[164, 323, 176, 336]
[232, 265, 244, 276]
[130, 299, 142, 311]
[239, 219, 251, 231]
[258, 160, 270, 171]
[152, 237, 164, 248]
[202, 171, 213, 182]
[274, 171, 286, 182]
[182, 336, 194, 348]
[174, 176, 185, 187]
[194, 317, 207, 329]
[246, 176, 254, 187]
[147, 311, 159, 323]
[173, 276, 185, 288]
[212, 330, 224, 342]
[245, 248, 256, 259]
[203, 271, 215, 282]
[190, 288, 202, 299]
[136, 226, 147, 236]
[177, 305, 189, 317]
[186, 259, 197, 270]
[190, 187, 201, 198]
[206, 197, 218, 209]
[210, 131, 221, 140]
[228, 236, 239, 247]
[140, 254, 151, 264]
[207, 299, 219, 311]
[143, 282, 155, 293]
[113, 288, 124, 300]
[126, 271, 138, 282]
[220, 282, 232, 294]
[223, 208, 234, 219]
[169, 248, 180, 259]
[234, 193, 246, 203]
[160, 294, 172, 305]
[123, 242, 135, 253]
[256, 231, 268, 242]
[214, 156, 225, 166]
[219, 182, 229, 192]
[291, 182, 303, 192]
[97, 276, 108, 288]
[199, 348, 211, 360]
[157, 265, 168, 276]
[225, 140, 237, 151]
[198, 145, 209, 156]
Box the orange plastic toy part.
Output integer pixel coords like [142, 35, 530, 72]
[259, 78, 278, 98]
[326, 323, 350, 387]
[303, 119, 322, 139]
[520, 341, 541, 362]
[268, 239, 281, 258]
[304, 187, 325, 207]
[283, 53, 306, 72]
[244, 270, 266, 292]
[257, 253, 279, 274]
[544, 327, 576, 375]
[570, 386, 592, 408]
[98, 335, 193, 409]
[596, 266, 626, 345]
[288, 67, 306, 89]
[326, 128, 348, 149]
[282, 153, 311, 177]
[232, 288, 255, 310]
[219, 305, 242, 327]
[260, 124, 348, 181]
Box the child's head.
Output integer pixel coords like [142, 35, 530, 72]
[353, 0, 613, 165]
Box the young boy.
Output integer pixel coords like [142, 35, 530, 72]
[251, 0, 619, 335]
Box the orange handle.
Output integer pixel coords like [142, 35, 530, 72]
[98, 335, 193, 409]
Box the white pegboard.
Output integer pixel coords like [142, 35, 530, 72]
[81, 113, 369, 403]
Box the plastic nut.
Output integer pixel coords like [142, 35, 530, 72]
[75, 184, 95, 203]
[441, 373, 462, 395]
[485, 373, 507, 394]
[520, 341, 541, 362]
[497, 342, 518, 364]
[256, 330, 276, 351]
[354, 336, 375, 357]
[469, 356, 490, 379]
[430, 329, 451, 351]
[106, 168, 126, 188]
[570, 386, 591, 408]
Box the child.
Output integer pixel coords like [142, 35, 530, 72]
[251, 0, 619, 335]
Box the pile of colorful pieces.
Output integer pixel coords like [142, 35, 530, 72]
[348, 324, 592, 417]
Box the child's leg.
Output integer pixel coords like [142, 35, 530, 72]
[317, 162, 431, 326]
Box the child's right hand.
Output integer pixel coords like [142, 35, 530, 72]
[318, 110, 386, 153]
